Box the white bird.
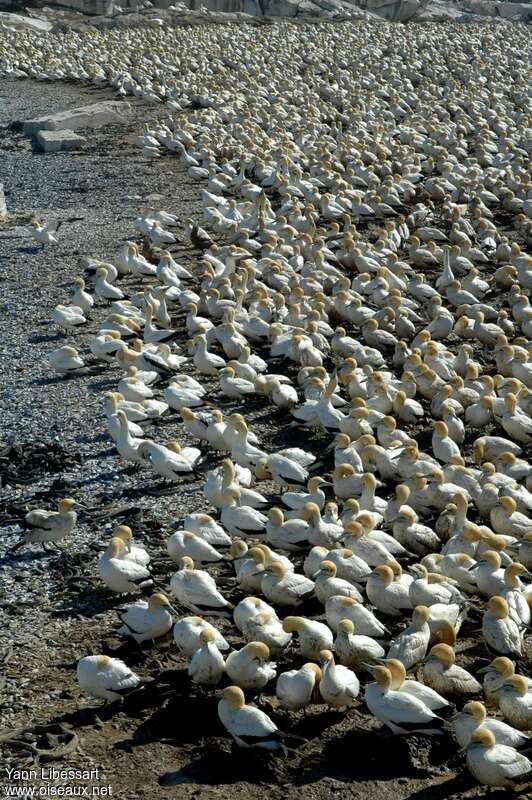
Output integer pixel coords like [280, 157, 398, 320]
[98, 538, 152, 594]
[225, 641, 276, 690]
[319, 649, 359, 708]
[276, 663, 322, 711]
[282, 615, 333, 660]
[167, 531, 223, 565]
[466, 727, 532, 788]
[217, 686, 282, 750]
[48, 345, 84, 374]
[422, 643, 482, 696]
[51, 304, 86, 332]
[20, 498, 77, 548]
[454, 701, 529, 750]
[173, 616, 229, 658]
[77, 655, 141, 702]
[261, 562, 314, 607]
[326, 596, 388, 638]
[387, 605, 431, 669]
[482, 596, 523, 657]
[188, 628, 226, 685]
[365, 665, 445, 735]
[170, 557, 233, 616]
[333, 618, 385, 671]
[118, 593, 175, 643]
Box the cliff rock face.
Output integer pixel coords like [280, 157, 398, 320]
[1, 0, 531, 21]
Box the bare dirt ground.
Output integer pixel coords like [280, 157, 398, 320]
[0, 78, 530, 800]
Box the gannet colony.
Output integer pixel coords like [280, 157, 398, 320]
[0, 7, 531, 799]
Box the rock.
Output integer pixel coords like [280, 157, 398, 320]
[23, 101, 132, 137]
[0, 184, 6, 219]
[0, 13, 53, 32]
[35, 129, 87, 153]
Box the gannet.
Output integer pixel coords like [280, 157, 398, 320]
[118, 593, 175, 643]
[466, 727, 532, 787]
[314, 560, 363, 604]
[482, 596, 523, 657]
[19, 498, 77, 549]
[113, 525, 150, 567]
[282, 616, 333, 660]
[382, 659, 449, 711]
[334, 618, 385, 671]
[182, 513, 231, 547]
[167, 531, 223, 565]
[173, 616, 229, 658]
[365, 666, 445, 735]
[188, 629, 226, 685]
[387, 605, 431, 669]
[454, 701, 529, 750]
[326, 596, 388, 638]
[77, 655, 141, 703]
[51, 304, 86, 332]
[276, 663, 321, 712]
[48, 345, 85, 374]
[217, 686, 282, 750]
[261, 562, 314, 607]
[498, 676, 532, 731]
[225, 642, 276, 690]
[366, 565, 413, 616]
[318, 649, 359, 709]
[170, 557, 232, 616]
[99, 538, 152, 594]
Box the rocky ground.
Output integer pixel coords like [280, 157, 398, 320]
[0, 77, 530, 800]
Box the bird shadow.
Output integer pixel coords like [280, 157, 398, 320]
[0, 549, 50, 568]
[28, 332, 64, 345]
[16, 245, 42, 254]
[404, 772, 478, 800]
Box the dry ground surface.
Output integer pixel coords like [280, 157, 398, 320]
[0, 78, 530, 800]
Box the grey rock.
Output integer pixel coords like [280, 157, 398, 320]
[23, 101, 132, 137]
[36, 129, 87, 153]
[0, 183, 6, 219]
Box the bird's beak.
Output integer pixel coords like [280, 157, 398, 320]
[168, 605, 180, 616]
[362, 663, 376, 673]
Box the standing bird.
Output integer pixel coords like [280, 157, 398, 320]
[365, 665, 445, 735]
[319, 650, 359, 709]
[15, 498, 77, 550]
[387, 605, 431, 669]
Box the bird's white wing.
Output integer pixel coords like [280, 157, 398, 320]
[280, 448, 316, 466]
[283, 574, 314, 597]
[101, 660, 139, 691]
[231, 706, 278, 738]
[492, 746, 531, 779]
[120, 603, 151, 633]
[383, 692, 438, 724]
[114, 559, 151, 582]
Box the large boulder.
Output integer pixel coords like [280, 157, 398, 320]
[23, 101, 132, 137]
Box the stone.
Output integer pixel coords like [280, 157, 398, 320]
[0, 13, 53, 32]
[35, 129, 87, 153]
[23, 101, 132, 137]
[0, 184, 6, 219]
